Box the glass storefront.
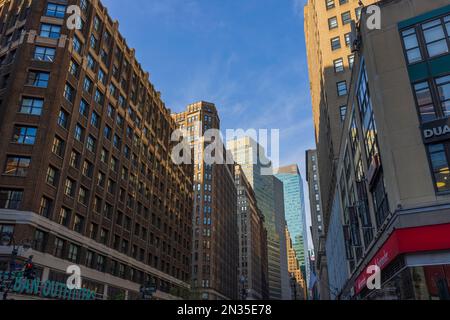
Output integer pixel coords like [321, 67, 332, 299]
[365, 264, 450, 300]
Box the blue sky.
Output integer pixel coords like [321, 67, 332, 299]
[102, 0, 315, 246]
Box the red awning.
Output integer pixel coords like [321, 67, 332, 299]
[354, 223, 450, 295]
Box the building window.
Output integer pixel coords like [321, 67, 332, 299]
[334, 58, 344, 72]
[12, 126, 37, 145]
[337, 81, 347, 96]
[328, 17, 338, 30]
[39, 197, 52, 218]
[331, 36, 341, 51]
[20, 97, 43, 115]
[82, 160, 93, 178]
[58, 207, 71, 227]
[339, 0, 348, 4]
[64, 178, 75, 197]
[341, 11, 351, 25]
[0, 189, 23, 209]
[83, 77, 93, 93]
[89, 223, 98, 240]
[74, 124, 84, 142]
[436, 75, 450, 117]
[358, 63, 381, 169]
[98, 68, 106, 85]
[72, 35, 82, 54]
[89, 34, 98, 50]
[94, 89, 104, 105]
[91, 111, 100, 128]
[73, 214, 85, 233]
[34, 46, 56, 62]
[78, 187, 88, 205]
[107, 104, 115, 118]
[428, 143, 450, 193]
[413, 81, 436, 123]
[100, 229, 108, 245]
[372, 173, 390, 227]
[40, 24, 61, 39]
[69, 150, 80, 168]
[4, 156, 31, 177]
[85, 251, 94, 268]
[27, 71, 49, 88]
[93, 16, 101, 32]
[68, 59, 80, 78]
[422, 19, 449, 59]
[100, 49, 108, 65]
[86, 135, 96, 152]
[80, 0, 89, 12]
[344, 32, 351, 47]
[33, 229, 48, 252]
[45, 3, 66, 18]
[57, 109, 69, 129]
[67, 244, 80, 263]
[79, 99, 89, 117]
[54, 238, 65, 258]
[87, 54, 95, 70]
[325, 0, 335, 10]
[340, 105, 347, 122]
[46, 166, 58, 186]
[401, 28, 423, 64]
[104, 125, 112, 140]
[52, 136, 65, 157]
[64, 83, 75, 103]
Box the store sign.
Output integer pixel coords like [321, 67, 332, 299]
[421, 118, 450, 144]
[0, 272, 96, 300]
[354, 223, 450, 295]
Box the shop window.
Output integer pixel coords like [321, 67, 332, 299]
[428, 143, 450, 193]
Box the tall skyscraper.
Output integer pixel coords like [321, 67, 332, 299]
[228, 137, 290, 300]
[275, 165, 309, 286]
[305, 149, 329, 300]
[235, 164, 269, 300]
[304, 0, 376, 234]
[172, 101, 238, 300]
[0, 0, 193, 300]
[285, 226, 306, 300]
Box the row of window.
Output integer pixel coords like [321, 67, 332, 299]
[328, 10, 353, 30]
[0, 187, 189, 262]
[333, 54, 355, 73]
[33, 226, 188, 282]
[401, 15, 450, 64]
[331, 33, 352, 51]
[325, 0, 350, 10]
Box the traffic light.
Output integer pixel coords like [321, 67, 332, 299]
[23, 257, 35, 280]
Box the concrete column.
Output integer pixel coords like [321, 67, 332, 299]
[41, 267, 50, 282]
[103, 284, 108, 300]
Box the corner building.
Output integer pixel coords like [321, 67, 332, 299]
[0, 0, 193, 300]
[172, 101, 238, 300]
[326, 0, 450, 300]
